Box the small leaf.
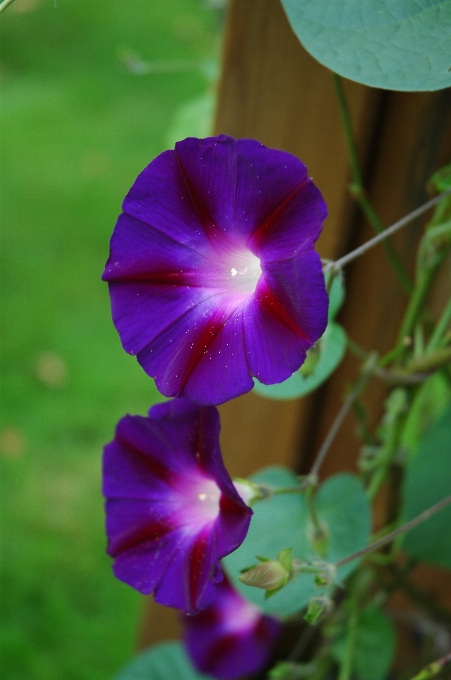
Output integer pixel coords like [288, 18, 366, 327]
[332, 606, 396, 680]
[280, 0, 451, 92]
[223, 469, 371, 617]
[253, 322, 347, 401]
[304, 596, 332, 625]
[112, 641, 213, 680]
[403, 403, 451, 569]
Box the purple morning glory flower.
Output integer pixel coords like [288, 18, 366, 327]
[102, 399, 252, 614]
[183, 572, 281, 680]
[102, 135, 328, 405]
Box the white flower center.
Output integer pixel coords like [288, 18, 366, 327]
[222, 597, 261, 633]
[227, 251, 262, 294]
[181, 478, 221, 526]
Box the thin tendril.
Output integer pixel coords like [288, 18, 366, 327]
[324, 189, 451, 275]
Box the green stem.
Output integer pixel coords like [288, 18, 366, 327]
[324, 190, 451, 280]
[425, 295, 451, 354]
[396, 270, 431, 348]
[366, 388, 408, 500]
[406, 345, 451, 373]
[332, 72, 412, 293]
[304, 355, 378, 485]
[332, 73, 363, 187]
[305, 486, 325, 541]
[335, 493, 451, 568]
[0, 0, 16, 12]
[337, 593, 359, 680]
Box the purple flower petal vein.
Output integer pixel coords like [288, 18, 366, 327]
[103, 399, 252, 614]
[103, 135, 328, 404]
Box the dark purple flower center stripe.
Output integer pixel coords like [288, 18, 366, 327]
[188, 526, 212, 610]
[256, 279, 311, 342]
[116, 433, 173, 484]
[193, 407, 209, 472]
[105, 269, 201, 286]
[109, 518, 172, 557]
[177, 307, 239, 393]
[249, 179, 309, 251]
[174, 150, 224, 245]
[219, 494, 247, 515]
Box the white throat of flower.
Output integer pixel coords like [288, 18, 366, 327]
[228, 251, 262, 294]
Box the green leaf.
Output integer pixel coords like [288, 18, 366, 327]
[403, 403, 451, 569]
[280, 0, 451, 91]
[332, 606, 396, 680]
[112, 641, 213, 680]
[223, 468, 371, 617]
[253, 322, 347, 401]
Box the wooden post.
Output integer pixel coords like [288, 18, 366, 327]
[139, 0, 451, 655]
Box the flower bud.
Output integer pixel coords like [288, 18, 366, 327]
[239, 549, 293, 593]
[304, 596, 333, 625]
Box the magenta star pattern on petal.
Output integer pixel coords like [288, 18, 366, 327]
[183, 572, 281, 680]
[102, 135, 328, 405]
[102, 399, 252, 614]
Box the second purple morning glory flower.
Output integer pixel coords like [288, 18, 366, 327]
[183, 572, 281, 680]
[103, 399, 252, 614]
[103, 135, 328, 405]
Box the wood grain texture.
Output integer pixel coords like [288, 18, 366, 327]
[309, 89, 451, 479]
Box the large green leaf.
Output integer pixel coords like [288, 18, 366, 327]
[223, 468, 371, 617]
[253, 321, 347, 401]
[403, 403, 451, 568]
[112, 641, 213, 680]
[332, 606, 396, 680]
[281, 0, 451, 91]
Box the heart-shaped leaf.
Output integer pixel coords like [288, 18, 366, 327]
[281, 0, 451, 91]
[224, 468, 371, 617]
[253, 322, 347, 401]
[112, 641, 213, 680]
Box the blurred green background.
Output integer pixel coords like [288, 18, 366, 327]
[0, 1, 220, 677]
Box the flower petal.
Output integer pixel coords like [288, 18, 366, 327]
[251, 177, 327, 261]
[263, 250, 329, 346]
[122, 149, 211, 253]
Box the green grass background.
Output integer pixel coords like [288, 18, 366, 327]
[0, 1, 219, 677]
